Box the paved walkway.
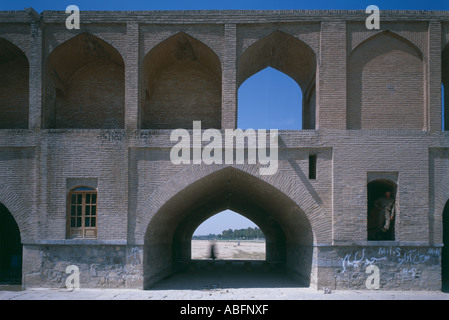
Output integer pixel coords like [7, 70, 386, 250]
[1, 286, 448, 300]
[1, 268, 448, 300]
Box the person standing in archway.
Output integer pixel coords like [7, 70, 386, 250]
[369, 191, 396, 240]
[209, 242, 217, 260]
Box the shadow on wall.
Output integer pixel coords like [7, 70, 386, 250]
[443, 200, 449, 292]
[347, 31, 423, 130]
[0, 38, 29, 129]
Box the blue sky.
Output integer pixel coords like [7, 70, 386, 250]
[1, 0, 447, 235]
[1, 0, 448, 12]
[194, 210, 258, 235]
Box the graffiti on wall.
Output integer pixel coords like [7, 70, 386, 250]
[339, 246, 440, 289]
[342, 247, 439, 273]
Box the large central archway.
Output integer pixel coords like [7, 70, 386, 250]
[143, 166, 314, 289]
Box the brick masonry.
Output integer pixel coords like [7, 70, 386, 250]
[0, 9, 449, 290]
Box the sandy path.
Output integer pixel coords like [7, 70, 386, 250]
[191, 240, 266, 260]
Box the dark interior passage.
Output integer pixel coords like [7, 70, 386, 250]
[0, 38, 29, 129]
[0, 203, 22, 284]
[144, 167, 313, 289]
[443, 200, 449, 292]
[367, 180, 397, 241]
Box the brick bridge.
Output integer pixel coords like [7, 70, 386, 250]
[0, 9, 449, 290]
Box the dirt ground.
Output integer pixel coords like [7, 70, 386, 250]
[191, 240, 266, 260]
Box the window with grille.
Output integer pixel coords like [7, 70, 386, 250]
[67, 186, 97, 239]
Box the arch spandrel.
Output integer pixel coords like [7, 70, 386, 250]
[142, 29, 223, 66]
[46, 32, 125, 88]
[237, 26, 320, 63]
[347, 23, 427, 59]
[0, 185, 35, 242]
[349, 29, 423, 60]
[136, 164, 328, 246]
[0, 36, 30, 62]
[237, 30, 317, 92]
[44, 28, 127, 64]
[142, 32, 221, 85]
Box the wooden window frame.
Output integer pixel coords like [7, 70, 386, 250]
[67, 186, 97, 239]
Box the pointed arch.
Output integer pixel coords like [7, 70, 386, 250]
[237, 31, 317, 129]
[44, 32, 125, 129]
[139, 165, 325, 288]
[142, 32, 222, 129]
[0, 185, 32, 240]
[0, 37, 29, 129]
[238, 66, 303, 129]
[347, 30, 424, 130]
[350, 30, 423, 61]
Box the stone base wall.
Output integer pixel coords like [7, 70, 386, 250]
[22, 244, 144, 289]
[22, 243, 442, 291]
[315, 244, 442, 291]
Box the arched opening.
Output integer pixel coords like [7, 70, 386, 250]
[367, 180, 397, 241]
[347, 31, 423, 130]
[443, 200, 449, 292]
[443, 43, 449, 131]
[143, 167, 313, 289]
[142, 32, 222, 129]
[237, 31, 316, 130]
[0, 203, 22, 285]
[238, 67, 303, 129]
[0, 38, 29, 129]
[44, 32, 125, 129]
[191, 209, 266, 260]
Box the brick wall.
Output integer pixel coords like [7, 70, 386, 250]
[44, 32, 125, 129]
[0, 10, 448, 290]
[237, 28, 317, 128]
[347, 31, 424, 130]
[55, 61, 124, 129]
[143, 59, 221, 129]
